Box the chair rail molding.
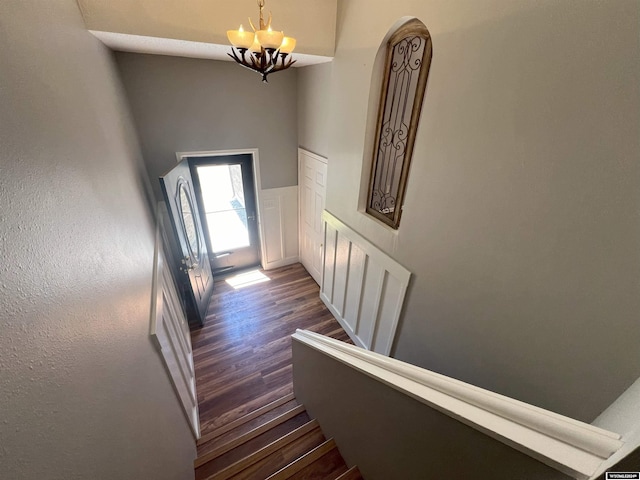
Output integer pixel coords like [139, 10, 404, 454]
[292, 329, 624, 480]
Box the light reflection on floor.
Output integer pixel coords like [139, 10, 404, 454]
[224, 269, 271, 289]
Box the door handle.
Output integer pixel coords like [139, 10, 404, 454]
[181, 256, 196, 271]
[181, 263, 196, 273]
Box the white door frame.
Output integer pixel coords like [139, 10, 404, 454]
[175, 148, 266, 270]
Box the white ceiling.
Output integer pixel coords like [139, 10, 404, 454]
[79, 0, 337, 65]
[90, 30, 332, 67]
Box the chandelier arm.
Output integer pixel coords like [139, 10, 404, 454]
[227, 48, 244, 64]
[269, 55, 296, 73]
[265, 49, 277, 68]
[257, 51, 266, 71]
[250, 51, 262, 69]
[228, 0, 295, 82]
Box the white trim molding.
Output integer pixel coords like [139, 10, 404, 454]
[292, 329, 624, 480]
[320, 210, 411, 355]
[90, 31, 333, 67]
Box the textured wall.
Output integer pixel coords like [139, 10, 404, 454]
[114, 53, 299, 201]
[297, 63, 332, 158]
[0, 1, 195, 478]
[304, 0, 640, 422]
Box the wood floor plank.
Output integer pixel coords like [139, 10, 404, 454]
[200, 384, 294, 436]
[198, 399, 300, 458]
[197, 393, 295, 447]
[192, 264, 352, 434]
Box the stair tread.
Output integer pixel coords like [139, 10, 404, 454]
[264, 438, 337, 480]
[195, 404, 306, 468]
[198, 393, 296, 446]
[287, 443, 349, 480]
[229, 425, 326, 480]
[200, 384, 294, 437]
[335, 466, 363, 480]
[203, 419, 322, 480]
[198, 399, 300, 457]
[195, 412, 311, 480]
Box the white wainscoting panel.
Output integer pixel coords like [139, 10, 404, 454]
[320, 210, 411, 355]
[150, 209, 200, 438]
[259, 186, 299, 270]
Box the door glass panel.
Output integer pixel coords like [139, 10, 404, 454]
[197, 164, 250, 253]
[178, 183, 200, 259]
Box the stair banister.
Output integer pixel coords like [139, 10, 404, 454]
[292, 329, 624, 480]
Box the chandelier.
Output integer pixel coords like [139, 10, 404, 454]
[226, 0, 297, 83]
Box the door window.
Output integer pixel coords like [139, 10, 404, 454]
[197, 164, 250, 253]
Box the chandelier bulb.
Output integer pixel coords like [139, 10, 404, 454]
[228, 0, 297, 81]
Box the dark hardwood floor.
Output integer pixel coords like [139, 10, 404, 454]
[191, 262, 353, 442]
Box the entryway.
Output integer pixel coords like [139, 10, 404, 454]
[186, 152, 261, 276]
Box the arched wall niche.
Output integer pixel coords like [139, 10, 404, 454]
[358, 17, 433, 230]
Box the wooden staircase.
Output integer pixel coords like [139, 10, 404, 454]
[194, 393, 363, 480]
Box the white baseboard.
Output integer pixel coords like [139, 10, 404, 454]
[263, 256, 300, 271]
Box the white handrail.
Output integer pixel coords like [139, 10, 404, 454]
[292, 329, 624, 480]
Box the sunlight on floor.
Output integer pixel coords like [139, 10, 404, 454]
[225, 269, 271, 289]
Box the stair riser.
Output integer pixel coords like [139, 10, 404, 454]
[195, 412, 311, 480]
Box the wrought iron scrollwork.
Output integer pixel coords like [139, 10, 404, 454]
[367, 20, 432, 229]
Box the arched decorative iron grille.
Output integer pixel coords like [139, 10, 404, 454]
[367, 19, 432, 229]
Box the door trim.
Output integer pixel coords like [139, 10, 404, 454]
[176, 149, 266, 270]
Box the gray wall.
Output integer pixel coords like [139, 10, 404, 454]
[592, 376, 640, 473]
[299, 0, 640, 422]
[0, 1, 195, 478]
[115, 53, 299, 201]
[293, 341, 571, 480]
[297, 62, 332, 158]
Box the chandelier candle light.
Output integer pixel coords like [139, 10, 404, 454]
[227, 0, 297, 83]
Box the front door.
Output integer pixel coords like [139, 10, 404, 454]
[160, 159, 214, 327]
[188, 154, 261, 275]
